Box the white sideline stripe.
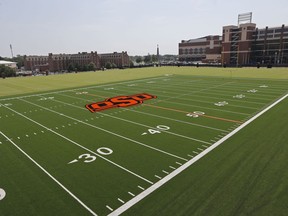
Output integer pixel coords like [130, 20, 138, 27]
[0, 103, 153, 185]
[109, 93, 288, 216]
[21, 98, 187, 162]
[0, 76, 164, 101]
[0, 131, 98, 216]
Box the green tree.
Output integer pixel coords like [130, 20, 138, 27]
[152, 54, 158, 63]
[83, 64, 88, 71]
[130, 60, 134, 68]
[68, 63, 75, 72]
[136, 56, 142, 63]
[88, 62, 96, 71]
[144, 54, 152, 64]
[74, 63, 82, 72]
[0, 65, 16, 77]
[111, 63, 117, 69]
[13, 55, 24, 68]
[105, 62, 112, 69]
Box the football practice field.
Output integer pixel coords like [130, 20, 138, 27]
[0, 67, 288, 215]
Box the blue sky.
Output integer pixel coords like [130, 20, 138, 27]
[1, 0, 287, 57]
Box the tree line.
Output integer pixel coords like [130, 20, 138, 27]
[67, 62, 96, 72]
[0, 65, 16, 78]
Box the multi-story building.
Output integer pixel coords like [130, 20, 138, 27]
[47, 51, 100, 72]
[24, 51, 129, 71]
[250, 25, 288, 64]
[179, 13, 288, 66]
[24, 55, 49, 71]
[179, 35, 222, 63]
[222, 23, 256, 66]
[99, 51, 130, 68]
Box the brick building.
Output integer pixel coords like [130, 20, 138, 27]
[179, 35, 222, 63]
[222, 23, 256, 66]
[250, 25, 288, 64]
[179, 12, 288, 66]
[99, 51, 130, 68]
[47, 51, 100, 72]
[24, 51, 129, 72]
[24, 55, 49, 71]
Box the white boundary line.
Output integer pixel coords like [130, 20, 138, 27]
[109, 93, 288, 216]
[0, 131, 98, 216]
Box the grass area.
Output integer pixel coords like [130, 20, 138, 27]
[1, 66, 288, 97]
[0, 67, 287, 215]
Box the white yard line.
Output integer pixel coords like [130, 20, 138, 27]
[0, 103, 154, 185]
[108, 93, 288, 216]
[19, 98, 188, 162]
[50, 97, 211, 145]
[0, 131, 98, 216]
[121, 86, 259, 110]
[164, 100, 250, 116]
[128, 109, 229, 132]
[88, 85, 251, 116]
[58, 92, 229, 133]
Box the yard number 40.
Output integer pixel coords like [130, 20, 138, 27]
[142, 125, 170, 135]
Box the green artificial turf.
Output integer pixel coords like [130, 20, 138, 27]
[0, 67, 287, 215]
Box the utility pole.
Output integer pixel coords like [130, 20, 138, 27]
[157, 44, 160, 65]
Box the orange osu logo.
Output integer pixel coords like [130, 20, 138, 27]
[85, 93, 157, 112]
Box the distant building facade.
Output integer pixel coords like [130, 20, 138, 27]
[99, 52, 130, 68]
[222, 23, 256, 66]
[24, 55, 49, 71]
[179, 22, 288, 66]
[24, 51, 129, 71]
[250, 25, 288, 65]
[178, 35, 222, 63]
[47, 52, 100, 72]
